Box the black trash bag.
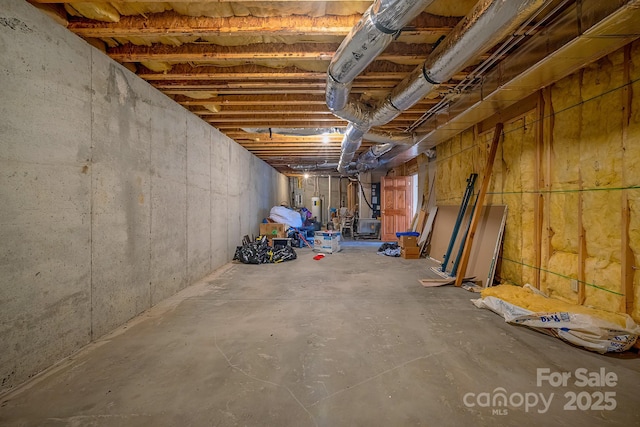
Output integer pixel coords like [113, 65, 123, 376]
[233, 236, 267, 264]
[377, 242, 401, 257]
[233, 236, 297, 264]
[270, 246, 297, 263]
[233, 244, 260, 264]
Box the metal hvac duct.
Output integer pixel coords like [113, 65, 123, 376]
[330, 0, 547, 174]
[326, 0, 437, 120]
[326, 0, 436, 173]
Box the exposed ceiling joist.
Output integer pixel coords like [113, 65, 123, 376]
[67, 11, 458, 39]
[107, 42, 434, 64]
[136, 63, 467, 81]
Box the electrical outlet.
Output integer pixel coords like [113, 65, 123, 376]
[571, 279, 579, 293]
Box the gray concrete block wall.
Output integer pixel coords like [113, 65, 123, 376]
[0, 0, 288, 393]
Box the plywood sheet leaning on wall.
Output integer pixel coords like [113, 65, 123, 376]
[427, 205, 507, 287]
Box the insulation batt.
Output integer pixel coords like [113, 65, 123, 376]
[475, 285, 640, 353]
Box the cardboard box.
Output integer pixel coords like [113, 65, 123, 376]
[314, 230, 341, 253]
[260, 223, 286, 239]
[402, 246, 420, 255]
[398, 235, 418, 248]
[401, 249, 420, 259]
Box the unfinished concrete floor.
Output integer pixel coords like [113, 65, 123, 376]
[1, 242, 639, 426]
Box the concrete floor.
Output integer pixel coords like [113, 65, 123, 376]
[1, 242, 639, 426]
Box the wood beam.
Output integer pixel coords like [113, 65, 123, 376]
[35, 0, 368, 3]
[247, 151, 342, 155]
[159, 84, 453, 96]
[173, 93, 437, 104]
[68, 12, 359, 38]
[191, 109, 430, 120]
[229, 135, 346, 142]
[208, 117, 353, 123]
[155, 82, 399, 90]
[198, 110, 338, 116]
[238, 142, 343, 147]
[191, 104, 434, 112]
[183, 99, 328, 106]
[141, 70, 327, 81]
[206, 114, 425, 120]
[240, 146, 344, 151]
[108, 42, 432, 64]
[67, 11, 458, 39]
[165, 88, 402, 96]
[213, 122, 349, 128]
[173, 89, 330, 96]
[137, 64, 467, 81]
[203, 114, 428, 121]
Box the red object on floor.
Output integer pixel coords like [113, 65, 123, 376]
[313, 254, 325, 260]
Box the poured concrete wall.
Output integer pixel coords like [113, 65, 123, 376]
[431, 40, 640, 321]
[0, 0, 288, 393]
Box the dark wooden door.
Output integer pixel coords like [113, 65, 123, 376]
[381, 176, 413, 241]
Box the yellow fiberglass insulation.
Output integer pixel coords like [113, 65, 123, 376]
[584, 257, 623, 310]
[550, 75, 581, 189]
[549, 192, 579, 254]
[481, 285, 630, 329]
[544, 251, 579, 304]
[582, 191, 621, 263]
[521, 193, 536, 285]
[482, 130, 503, 206]
[65, 3, 120, 23]
[626, 42, 640, 322]
[424, 0, 477, 17]
[499, 112, 537, 287]
[502, 193, 522, 284]
[435, 140, 452, 204]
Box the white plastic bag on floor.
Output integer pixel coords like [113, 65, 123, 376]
[472, 285, 640, 353]
[269, 206, 303, 228]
